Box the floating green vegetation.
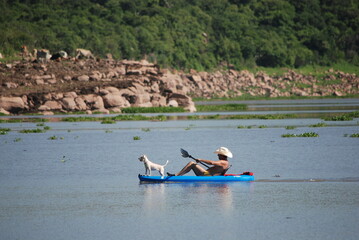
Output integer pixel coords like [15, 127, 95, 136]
[0, 118, 49, 123]
[0, 128, 11, 135]
[259, 125, 267, 128]
[349, 133, 359, 137]
[62, 116, 100, 122]
[0, 119, 22, 123]
[204, 114, 221, 119]
[101, 119, 116, 124]
[285, 126, 297, 130]
[196, 104, 247, 112]
[228, 114, 297, 120]
[105, 130, 113, 133]
[133, 136, 141, 140]
[48, 135, 58, 140]
[19, 128, 45, 133]
[62, 114, 167, 122]
[323, 111, 359, 121]
[122, 106, 185, 113]
[141, 128, 151, 132]
[187, 115, 200, 120]
[14, 138, 22, 142]
[61, 156, 67, 163]
[282, 132, 319, 137]
[237, 125, 252, 129]
[309, 122, 328, 127]
[36, 123, 51, 130]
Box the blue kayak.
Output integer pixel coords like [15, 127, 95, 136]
[138, 174, 254, 183]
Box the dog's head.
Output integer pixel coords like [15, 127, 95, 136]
[138, 154, 147, 162]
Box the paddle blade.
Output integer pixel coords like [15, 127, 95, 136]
[180, 148, 190, 158]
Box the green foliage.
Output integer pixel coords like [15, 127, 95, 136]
[0, 0, 358, 69]
[349, 133, 359, 138]
[0, 128, 11, 132]
[282, 132, 319, 137]
[196, 104, 247, 112]
[61, 114, 167, 122]
[309, 122, 328, 127]
[19, 128, 44, 133]
[133, 136, 141, 140]
[101, 119, 116, 124]
[228, 113, 297, 120]
[323, 111, 359, 121]
[122, 107, 185, 113]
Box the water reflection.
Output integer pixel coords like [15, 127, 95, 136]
[140, 182, 254, 216]
[190, 184, 234, 214]
[140, 183, 167, 214]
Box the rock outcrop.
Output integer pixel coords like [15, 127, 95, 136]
[0, 58, 358, 115]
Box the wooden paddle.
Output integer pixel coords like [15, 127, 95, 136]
[180, 148, 210, 168]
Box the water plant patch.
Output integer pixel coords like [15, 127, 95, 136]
[309, 122, 328, 127]
[281, 132, 319, 137]
[323, 111, 359, 121]
[0, 128, 11, 134]
[19, 128, 45, 133]
[101, 119, 116, 124]
[122, 106, 185, 113]
[196, 104, 247, 112]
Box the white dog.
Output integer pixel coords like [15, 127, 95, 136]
[138, 154, 169, 176]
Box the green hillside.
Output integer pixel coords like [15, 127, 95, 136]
[1, 0, 358, 70]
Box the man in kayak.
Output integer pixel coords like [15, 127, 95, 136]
[167, 147, 232, 176]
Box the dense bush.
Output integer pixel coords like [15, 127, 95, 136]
[1, 0, 358, 70]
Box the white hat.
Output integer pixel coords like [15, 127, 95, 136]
[214, 147, 233, 158]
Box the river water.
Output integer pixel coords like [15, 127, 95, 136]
[0, 99, 358, 240]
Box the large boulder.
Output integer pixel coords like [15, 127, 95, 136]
[81, 94, 105, 110]
[75, 97, 87, 111]
[62, 97, 77, 110]
[168, 93, 196, 112]
[102, 93, 131, 108]
[0, 97, 27, 113]
[38, 100, 62, 111]
[0, 108, 10, 115]
[151, 94, 167, 107]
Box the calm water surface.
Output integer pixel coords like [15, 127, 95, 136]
[1, 100, 359, 240]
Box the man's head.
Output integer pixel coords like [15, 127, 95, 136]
[214, 147, 233, 158]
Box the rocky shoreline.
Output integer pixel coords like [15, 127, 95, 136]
[0, 58, 358, 115]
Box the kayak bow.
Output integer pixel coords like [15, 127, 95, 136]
[138, 174, 254, 183]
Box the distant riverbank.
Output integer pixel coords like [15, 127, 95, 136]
[0, 59, 358, 115]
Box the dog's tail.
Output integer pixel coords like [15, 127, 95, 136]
[163, 160, 169, 166]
